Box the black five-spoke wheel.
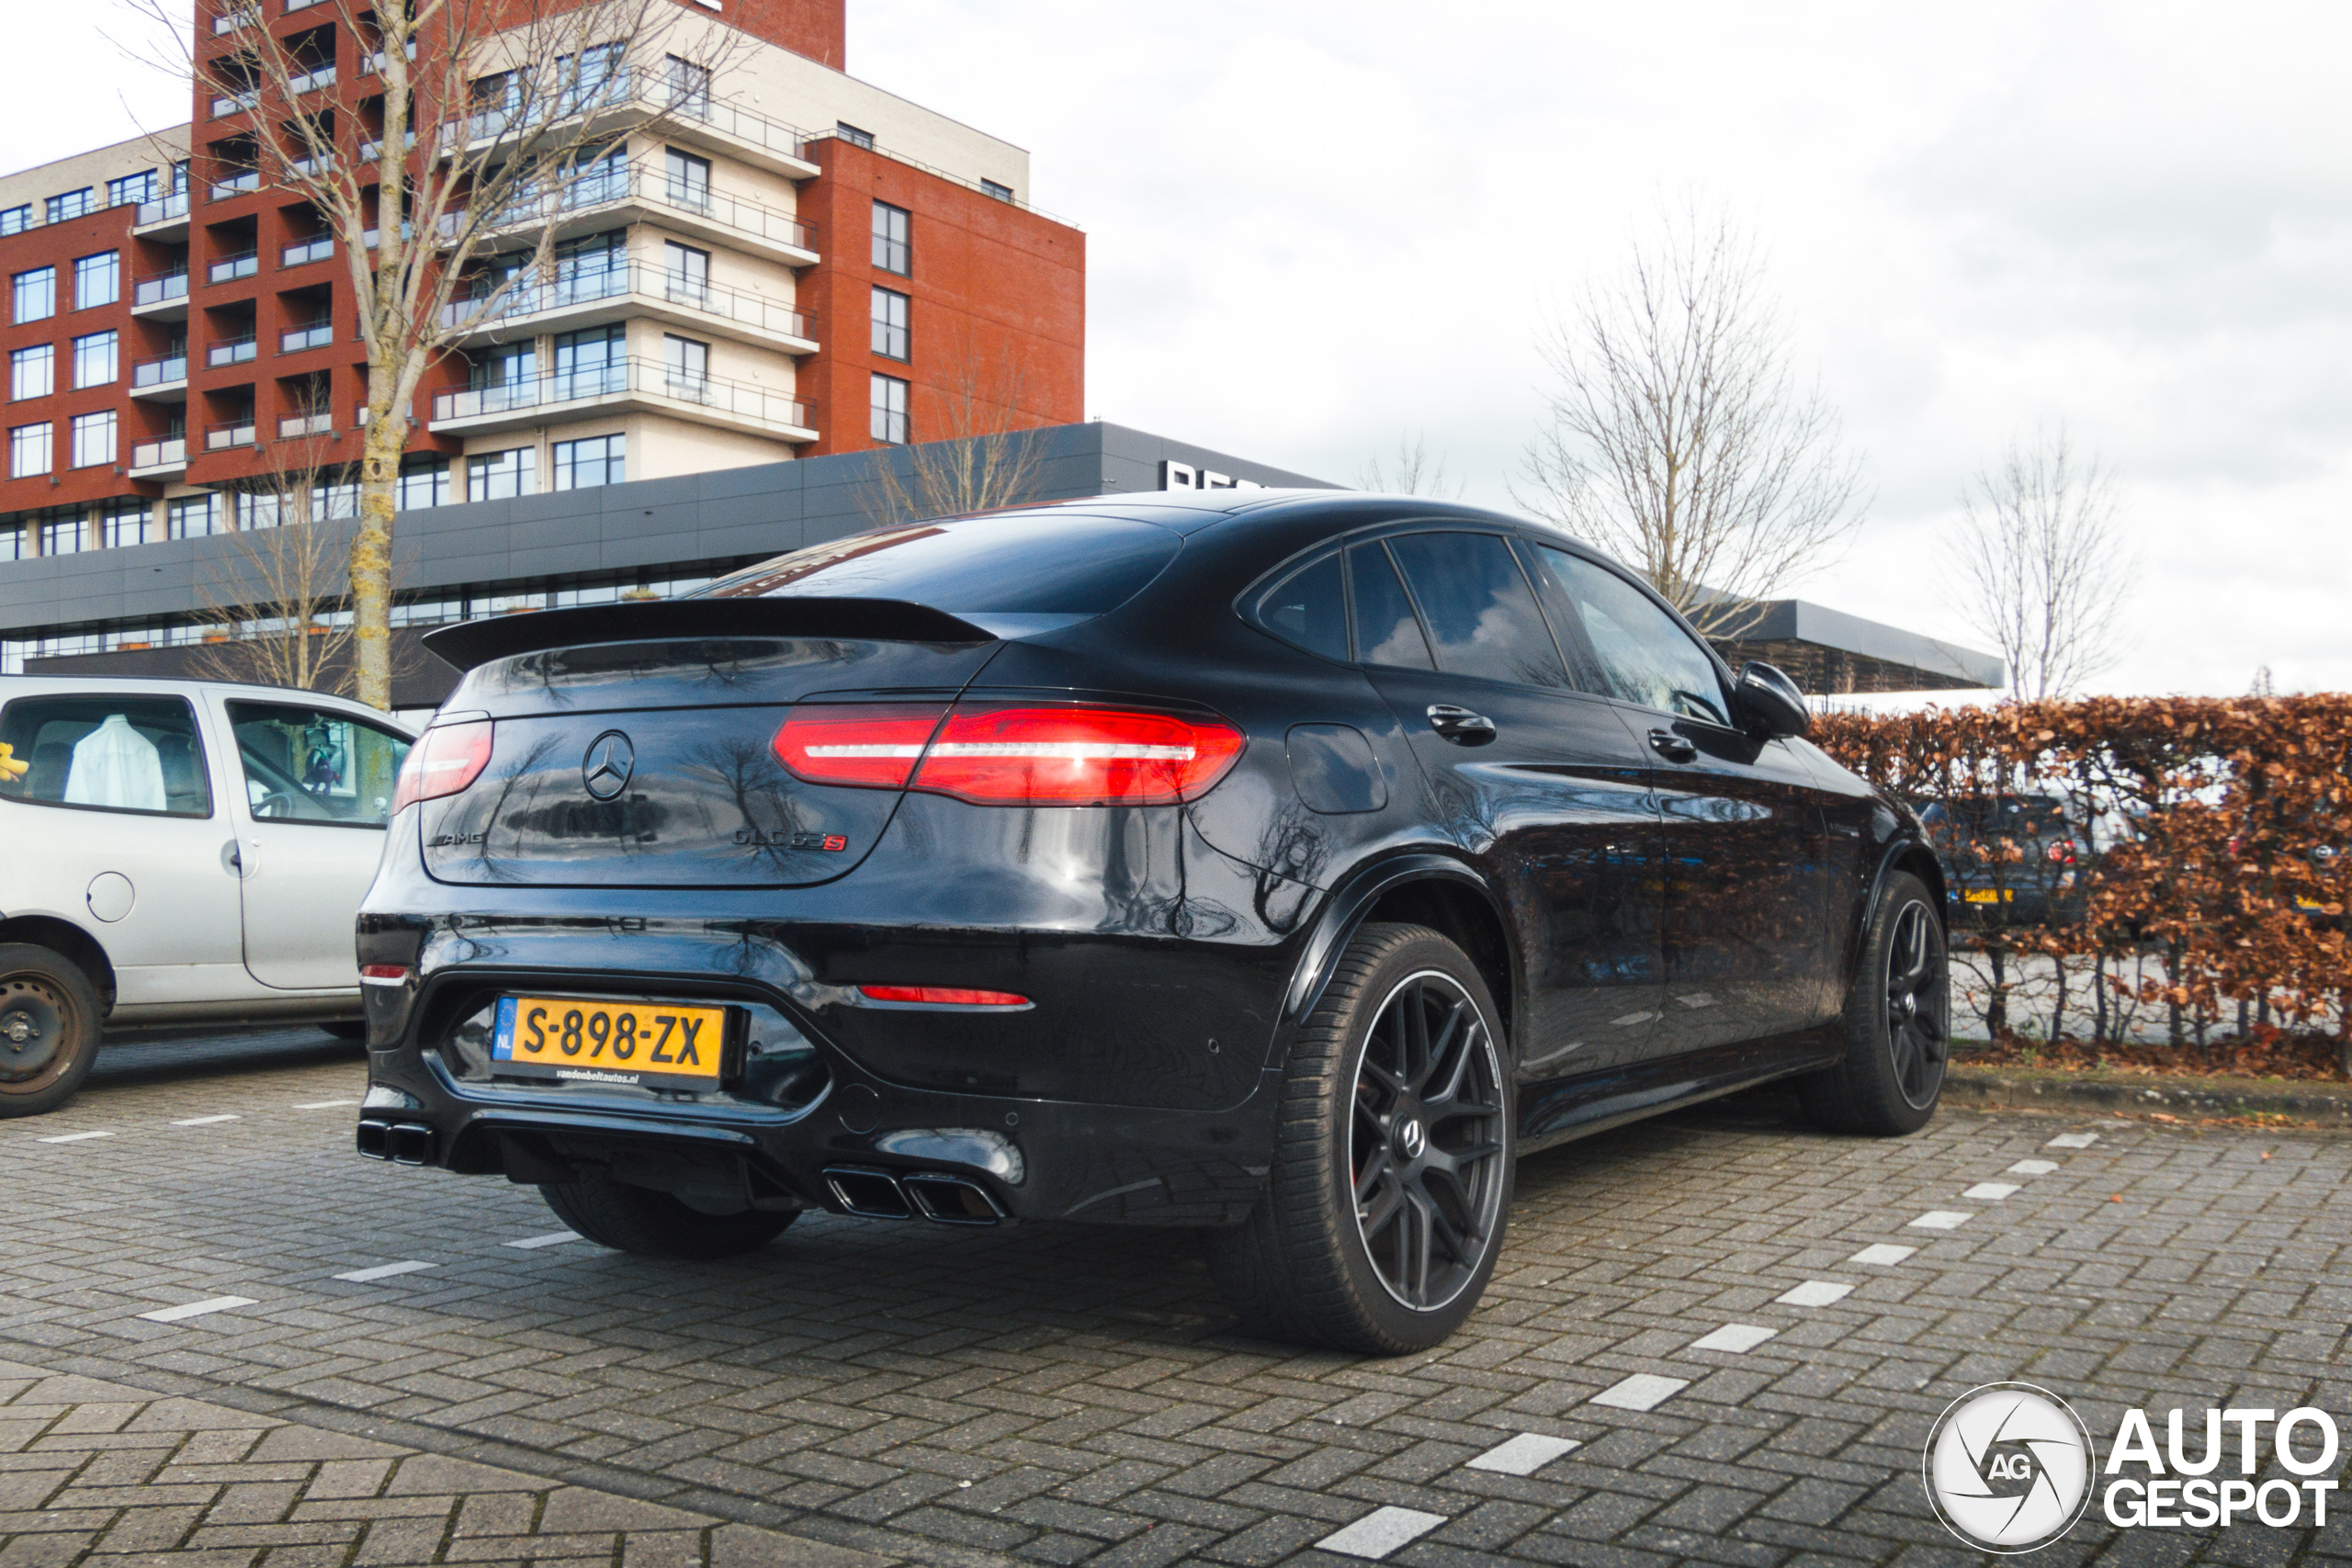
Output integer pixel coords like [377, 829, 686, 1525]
[1351, 971, 1508, 1313]
[1799, 872, 1950, 1136]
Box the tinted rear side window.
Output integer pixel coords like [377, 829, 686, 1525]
[1255, 551, 1349, 661]
[1386, 532, 1568, 688]
[699, 513, 1182, 615]
[0, 694, 210, 817]
[1348, 543, 1434, 670]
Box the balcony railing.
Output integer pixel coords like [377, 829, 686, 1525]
[209, 170, 261, 201]
[208, 336, 258, 367]
[438, 261, 815, 343]
[206, 421, 258, 451]
[281, 322, 334, 353]
[131, 436, 188, 469]
[286, 0, 327, 11]
[485, 162, 815, 254]
[209, 251, 260, 284]
[135, 191, 190, 228]
[131, 355, 188, 389]
[441, 73, 814, 167]
[133, 271, 190, 309]
[279, 412, 334, 437]
[357, 131, 416, 164]
[288, 63, 336, 95]
[211, 89, 259, 119]
[361, 42, 419, 76]
[210, 4, 256, 34]
[431, 355, 813, 431]
[282, 235, 333, 267]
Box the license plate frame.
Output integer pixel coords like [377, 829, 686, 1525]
[491, 995, 734, 1091]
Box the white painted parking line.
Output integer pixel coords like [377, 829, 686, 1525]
[137, 1296, 256, 1323]
[1589, 1373, 1688, 1412]
[1909, 1211, 1974, 1230]
[2007, 1159, 2059, 1176]
[1962, 1181, 2021, 1201]
[1317, 1506, 1447, 1560]
[334, 1261, 435, 1282]
[2047, 1132, 2100, 1148]
[1849, 1243, 1917, 1266]
[294, 1100, 358, 1111]
[171, 1114, 240, 1127]
[1775, 1280, 1853, 1308]
[1690, 1324, 1777, 1353]
[504, 1231, 581, 1250]
[1467, 1432, 1581, 1475]
[36, 1130, 111, 1144]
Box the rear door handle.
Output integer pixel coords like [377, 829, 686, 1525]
[1426, 705, 1497, 747]
[1648, 728, 1698, 763]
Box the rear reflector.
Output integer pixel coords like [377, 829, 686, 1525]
[859, 985, 1032, 1008]
[390, 720, 494, 816]
[359, 964, 410, 986]
[775, 704, 1244, 806]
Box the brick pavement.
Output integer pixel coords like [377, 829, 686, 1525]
[1, 1032, 2346, 1565]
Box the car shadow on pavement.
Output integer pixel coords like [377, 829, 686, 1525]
[91, 1026, 364, 1089]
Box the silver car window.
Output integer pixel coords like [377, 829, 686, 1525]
[0, 694, 211, 818]
[225, 701, 412, 827]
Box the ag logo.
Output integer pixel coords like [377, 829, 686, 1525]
[1924, 1383, 2095, 1552]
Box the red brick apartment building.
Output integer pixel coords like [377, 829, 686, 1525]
[0, 0, 1083, 560]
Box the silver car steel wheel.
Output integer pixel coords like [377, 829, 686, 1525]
[1886, 898, 1949, 1110]
[1350, 969, 1508, 1312]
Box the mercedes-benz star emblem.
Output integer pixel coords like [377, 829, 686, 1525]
[582, 731, 636, 800]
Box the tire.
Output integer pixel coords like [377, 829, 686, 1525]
[1209, 922, 1513, 1355]
[0, 944, 104, 1120]
[1800, 872, 1950, 1135]
[541, 1171, 797, 1259]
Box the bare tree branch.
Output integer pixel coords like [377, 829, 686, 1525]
[1512, 202, 1867, 638]
[1944, 423, 2137, 699]
[1354, 434, 1463, 499]
[862, 331, 1050, 525]
[190, 438, 356, 694]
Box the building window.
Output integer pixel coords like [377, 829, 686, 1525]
[70, 411, 116, 468]
[46, 189, 94, 224]
[468, 446, 535, 501]
[567, 146, 628, 206]
[870, 373, 909, 446]
[168, 493, 221, 539]
[981, 178, 1013, 202]
[553, 433, 625, 490]
[398, 454, 449, 510]
[665, 55, 712, 116]
[73, 252, 119, 311]
[469, 342, 537, 411]
[872, 201, 910, 275]
[73, 332, 118, 389]
[9, 423, 51, 479]
[553, 324, 626, 398]
[663, 147, 712, 210]
[107, 171, 157, 209]
[552, 229, 625, 300]
[0, 206, 28, 236]
[100, 501, 153, 547]
[38, 513, 83, 556]
[663, 241, 709, 304]
[662, 334, 710, 400]
[11, 345, 53, 401]
[837, 121, 875, 151]
[14, 267, 56, 324]
[871, 286, 910, 360]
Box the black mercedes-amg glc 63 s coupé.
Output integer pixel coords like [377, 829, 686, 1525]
[355, 491, 1951, 1353]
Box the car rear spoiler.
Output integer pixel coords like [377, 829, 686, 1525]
[420, 597, 997, 671]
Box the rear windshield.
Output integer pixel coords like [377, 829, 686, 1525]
[696, 513, 1182, 615]
[1919, 797, 2071, 836]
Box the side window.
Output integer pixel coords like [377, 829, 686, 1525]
[225, 702, 412, 828]
[1385, 531, 1568, 688]
[1534, 546, 1729, 725]
[1347, 543, 1433, 670]
[1252, 551, 1349, 662]
[0, 695, 212, 817]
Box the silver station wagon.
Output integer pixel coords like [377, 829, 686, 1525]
[0, 676, 415, 1116]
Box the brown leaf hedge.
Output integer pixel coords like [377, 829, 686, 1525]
[1811, 698, 2352, 1048]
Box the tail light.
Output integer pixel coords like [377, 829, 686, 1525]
[859, 985, 1032, 1009]
[775, 704, 1244, 807]
[359, 964, 411, 987]
[390, 720, 494, 816]
[2046, 840, 2075, 865]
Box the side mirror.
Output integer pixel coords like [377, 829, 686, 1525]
[1735, 661, 1809, 740]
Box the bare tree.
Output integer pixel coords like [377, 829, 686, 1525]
[122, 0, 744, 708]
[863, 331, 1050, 525]
[191, 438, 356, 694]
[1355, 434, 1463, 499]
[1514, 205, 1866, 637]
[1945, 425, 2135, 698]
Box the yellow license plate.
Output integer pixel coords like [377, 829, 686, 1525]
[1962, 889, 2012, 904]
[492, 996, 729, 1089]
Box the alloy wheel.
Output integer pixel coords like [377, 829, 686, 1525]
[1885, 900, 1949, 1110]
[1349, 970, 1508, 1312]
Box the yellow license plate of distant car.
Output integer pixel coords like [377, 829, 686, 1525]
[1963, 889, 2012, 903]
[491, 996, 729, 1089]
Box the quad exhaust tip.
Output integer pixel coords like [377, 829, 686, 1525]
[356, 1119, 436, 1167]
[823, 1166, 1006, 1225]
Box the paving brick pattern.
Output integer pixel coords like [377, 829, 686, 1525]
[1, 1032, 2346, 1564]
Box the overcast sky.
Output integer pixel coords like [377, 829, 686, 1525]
[13, 1, 2348, 697]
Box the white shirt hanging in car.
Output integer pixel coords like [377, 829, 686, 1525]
[63, 714, 166, 812]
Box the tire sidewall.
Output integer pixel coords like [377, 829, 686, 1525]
[1322, 933, 1514, 1348]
